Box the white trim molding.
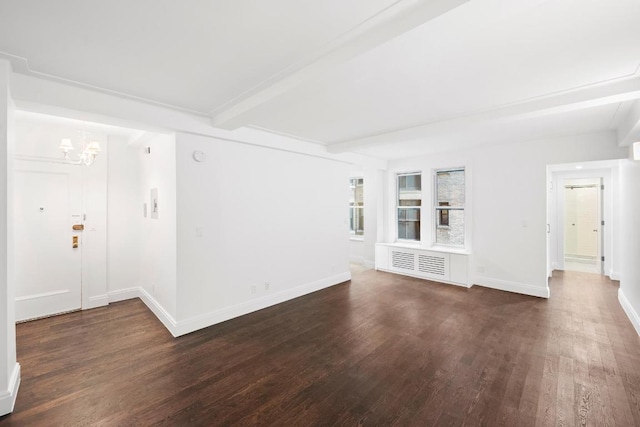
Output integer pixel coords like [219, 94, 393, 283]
[105, 273, 351, 338]
[138, 288, 179, 337]
[107, 288, 141, 304]
[84, 294, 109, 310]
[0, 363, 21, 416]
[173, 272, 351, 337]
[619, 288, 640, 336]
[473, 277, 550, 299]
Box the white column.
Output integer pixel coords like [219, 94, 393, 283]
[0, 58, 20, 416]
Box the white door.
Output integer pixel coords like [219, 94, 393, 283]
[563, 180, 601, 273]
[14, 160, 83, 321]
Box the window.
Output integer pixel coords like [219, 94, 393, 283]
[435, 168, 465, 246]
[397, 173, 421, 240]
[349, 178, 364, 236]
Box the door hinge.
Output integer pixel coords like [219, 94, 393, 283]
[601, 184, 604, 190]
[601, 220, 605, 226]
[601, 256, 605, 262]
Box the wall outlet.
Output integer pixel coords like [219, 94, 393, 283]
[251, 285, 257, 295]
[264, 282, 270, 291]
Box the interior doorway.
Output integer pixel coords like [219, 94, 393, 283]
[547, 160, 620, 282]
[562, 178, 602, 274]
[14, 159, 84, 321]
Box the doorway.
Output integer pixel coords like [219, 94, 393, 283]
[547, 160, 619, 281]
[563, 178, 602, 274]
[14, 159, 84, 321]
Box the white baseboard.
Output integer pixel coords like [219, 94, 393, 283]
[0, 363, 21, 416]
[104, 273, 351, 338]
[474, 277, 550, 299]
[108, 287, 141, 303]
[173, 272, 351, 337]
[610, 270, 621, 281]
[138, 287, 178, 337]
[619, 288, 640, 337]
[363, 259, 375, 269]
[84, 294, 109, 310]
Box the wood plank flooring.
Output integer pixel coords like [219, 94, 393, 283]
[1, 268, 640, 426]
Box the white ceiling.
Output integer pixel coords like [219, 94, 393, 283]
[1, 0, 640, 160]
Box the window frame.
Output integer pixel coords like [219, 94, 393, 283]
[349, 177, 364, 238]
[396, 171, 422, 242]
[433, 167, 466, 248]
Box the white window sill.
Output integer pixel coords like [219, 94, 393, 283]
[380, 242, 471, 255]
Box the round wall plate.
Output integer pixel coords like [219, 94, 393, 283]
[193, 150, 206, 162]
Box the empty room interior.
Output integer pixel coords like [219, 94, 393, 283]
[1, 0, 640, 425]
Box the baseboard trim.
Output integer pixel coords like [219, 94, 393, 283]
[137, 288, 179, 337]
[474, 277, 550, 299]
[363, 259, 376, 269]
[107, 288, 140, 303]
[610, 270, 621, 281]
[84, 294, 109, 310]
[0, 363, 21, 416]
[173, 272, 351, 337]
[619, 288, 640, 337]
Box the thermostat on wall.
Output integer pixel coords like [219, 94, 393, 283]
[193, 150, 206, 162]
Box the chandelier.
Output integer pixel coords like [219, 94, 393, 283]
[58, 135, 101, 166]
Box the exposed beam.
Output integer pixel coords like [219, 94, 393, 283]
[210, 0, 469, 130]
[327, 75, 640, 153]
[617, 99, 640, 147]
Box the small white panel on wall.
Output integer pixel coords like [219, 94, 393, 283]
[449, 254, 469, 285]
[150, 188, 158, 219]
[375, 244, 390, 270]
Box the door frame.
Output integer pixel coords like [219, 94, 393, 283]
[558, 177, 602, 274]
[547, 160, 620, 280]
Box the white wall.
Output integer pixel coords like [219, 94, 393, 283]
[385, 131, 627, 298]
[137, 133, 177, 318]
[173, 132, 350, 334]
[619, 155, 640, 336]
[107, 135, 141, 294]
[0, 59, 19, 417]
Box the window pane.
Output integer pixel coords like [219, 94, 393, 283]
[436, 170, 464, 207]
[398, 173, 421, 241]
[349, 178, 364, 236]
[398, 218, 420, 240]
[351, 207, 364, 235]
[436, 209, 464, 245]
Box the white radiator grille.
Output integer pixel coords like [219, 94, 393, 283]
[418, 254, 446, 276]
[391, 251, 415, 270]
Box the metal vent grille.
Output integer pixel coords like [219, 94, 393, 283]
[391, 251, 415, 270]
[418, 254, 446, 276]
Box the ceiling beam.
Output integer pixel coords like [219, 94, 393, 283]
[327, 75, 640, 153]
[617, 99, 640, 147]
[210, 0, 469, 130]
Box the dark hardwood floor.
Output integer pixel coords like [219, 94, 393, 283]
[2, 268, 640, 426]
